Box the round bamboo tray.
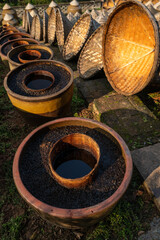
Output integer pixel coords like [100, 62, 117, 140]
[48, 8, 57, 44]
[7, 44, 53, 70]
[12, 117, 132, 229]
[43, 11, 49, 43]
[35, 14, 43, 41]
[30, 15, 36, 38]
[78, 24, 104, 79]
[62, 14, 97, 61]
[56, 8, 74, 53]
[102, 0, 159, 96]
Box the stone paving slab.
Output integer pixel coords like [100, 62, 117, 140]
[138, 217, 160, 240]
[76, 77, 160, 146]
[76, 76, 160, 212]
[132, 143, 160, 210]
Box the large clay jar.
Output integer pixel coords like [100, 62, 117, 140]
[4, 60, 74, 122]
[67, 0, 82, 15]
[12, 117, 133, 229]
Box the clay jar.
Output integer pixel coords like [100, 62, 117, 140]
[11, 40, 29, 49]
[12, 117, 133, 229]
[18, 50, 41, 63]
[49, 133, 100, 188]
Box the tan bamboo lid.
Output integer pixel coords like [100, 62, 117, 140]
[102, 0, 159, 95]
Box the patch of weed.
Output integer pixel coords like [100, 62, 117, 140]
[0, 215, 26, 240]
[71, 86, 85, 115]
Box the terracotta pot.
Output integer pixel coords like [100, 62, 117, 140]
[7, 44, 54, 70]
[0, 38, 39, 67]
[12, 117, 133, 229]
[0, 32, 30, 46]
[18, 50, 41, 63]
[11, 40, 29, 49]
[49, 133, 100, 189]
[4, 60, 74, 121]
[0, 30, 17, 38]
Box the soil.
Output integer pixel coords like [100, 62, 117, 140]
[20, 126, 125, 209]
[7, 62, 71, 97]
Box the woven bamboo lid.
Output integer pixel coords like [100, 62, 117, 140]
[145, 1, 159, 15]
[43, 11, 49, 43]
[25, 3, 34, 10]
[48, 8, 57, 44]
[3, 4, 11, 10]
[56, 8, 74, 52]
[4, 13, 13, 21]
[67, 12, 75, 23]
[62, 14, 97, 60]
[22, 11, 26, 28]
[25, 11, 32, 33]
[35, 14, 43, 41]
[102, 0, 159, 96]
[30, 15, 36, 38]
[78, 24, 105, 79]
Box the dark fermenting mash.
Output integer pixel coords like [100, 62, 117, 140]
[19, 125, 125, 209]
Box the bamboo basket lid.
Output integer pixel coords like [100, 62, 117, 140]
[62, 14, 97, 60]
[4, 13, 13, 21]
[25, 3, 34, 11]
[48, 8, 57, 44]
[35, 14, 43, 41]
[22, 11, 26, 29]
[153, 1, 160, 10]
[25, 11, 32, 33]
[103, 0, 116, 10]
[30, 9, 37, 17]
[43, 11, 49, 43]
[91, 9, 98, 20]
[102, 0, 159, 96]
[30, 15, 36, 38]
[56, 8, 74, 53]
[67, 12, 75, 23]
[74, 11, 81, 21]
[145, 1, 159, 15]
[3, 4, 11, 10]
[77, 24, 105, 79]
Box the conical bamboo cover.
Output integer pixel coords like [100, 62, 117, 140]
[43, 11, 49, 43]
[56, 8, 74, 52]
[48, 8, 57, 44]
[145, 1, 159, 15]
[78, 24, 105, 79]
[35, 14, 43, 41]
[63, 14, 98, 60]
[30, 15, 36, 38]
[102, 0, 159, 95]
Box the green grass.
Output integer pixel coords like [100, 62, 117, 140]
[71, 86, 85, 116]
[86, 170, 153, 240]
[1, 215, 26, 240]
